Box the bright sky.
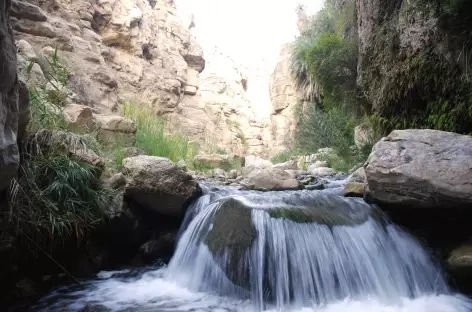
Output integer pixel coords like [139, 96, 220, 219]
[176, 0, 324, 119]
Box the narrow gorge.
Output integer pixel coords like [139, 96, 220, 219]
[1, 0, 472, 311]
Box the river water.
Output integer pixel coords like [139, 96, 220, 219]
[34, 182, 472, 312]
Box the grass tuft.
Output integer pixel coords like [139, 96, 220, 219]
[122, 101, 198, 164]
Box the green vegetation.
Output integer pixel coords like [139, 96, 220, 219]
[291, 0, 372, 170]
[362, 0, 472, 134]
[122, 101, 198, 164]
[290, 0, 472, 168]
[7, 50, 114, 252]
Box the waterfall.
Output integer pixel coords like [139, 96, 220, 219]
[166, 187, 450, 310]
[34, 184, 472, 311]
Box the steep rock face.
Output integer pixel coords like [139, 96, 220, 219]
[11, 0, 270, 157]
[171, 48, 269, 156]
[356, 0, 472, 133]
[268, 43, 299, 157]
[0, 0, 29, 193]
[11, 0, 204, 114]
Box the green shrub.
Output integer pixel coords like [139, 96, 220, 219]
[10, 142, 114, 250]
[122, 102, 198, 164]
[7, 49, 114, 252]
[295, 105, 355, 156]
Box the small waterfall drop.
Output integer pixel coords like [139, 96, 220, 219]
[35, 184, 472, 312]
[166, 186, 450, 310]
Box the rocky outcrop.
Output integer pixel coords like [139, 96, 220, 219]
[0, 0, 30, 193]
[365, 129, 472, 209]
[170, 48, 269, 156]
[268, 43, 299, 157]
[95, 114, 136, 147]
[11, 0, 271, 157]
[123, 155, 201, 217]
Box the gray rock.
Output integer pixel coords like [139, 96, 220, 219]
[241, 167, 303, 191]
[123, 156, 201, 217]
[308, 167, 337, 177]
[365, 130, 472, 208]
[10, 0, 48, 22]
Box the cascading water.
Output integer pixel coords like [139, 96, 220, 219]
[35, 182, 472, 312]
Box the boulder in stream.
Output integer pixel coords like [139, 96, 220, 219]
[365, 129, 472, 209]
[123, 155, 201, 217]
[241, 167, 303, 191]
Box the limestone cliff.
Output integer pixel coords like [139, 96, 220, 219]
[268, 43, 299, 157]
[11, 0, 268, 157]
[0, 0, 29, 194]
[170, 47, 269, 156]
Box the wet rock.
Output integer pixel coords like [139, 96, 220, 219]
[447, 244, 472, 293]
[123, 156, 201, 217]
[241, 167, 303, 191]
[305, 183, 325, 191]
[344, 182, 365, 198]
[139, 232, 177, 262]
[205, 197, 256, 287]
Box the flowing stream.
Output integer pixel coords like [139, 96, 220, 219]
[35, 182, 472, 311]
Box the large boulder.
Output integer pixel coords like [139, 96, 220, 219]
[193, 154, 232, 171]
[123, 156, 201, 217]
[0, 1, 29, 193]
[241, 167, 303, 191]
[365, 130, 472, 208]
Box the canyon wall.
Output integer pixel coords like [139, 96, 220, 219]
[11, 0, 268, 157]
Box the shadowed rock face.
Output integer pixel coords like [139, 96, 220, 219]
[0, 0, 30, 194]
